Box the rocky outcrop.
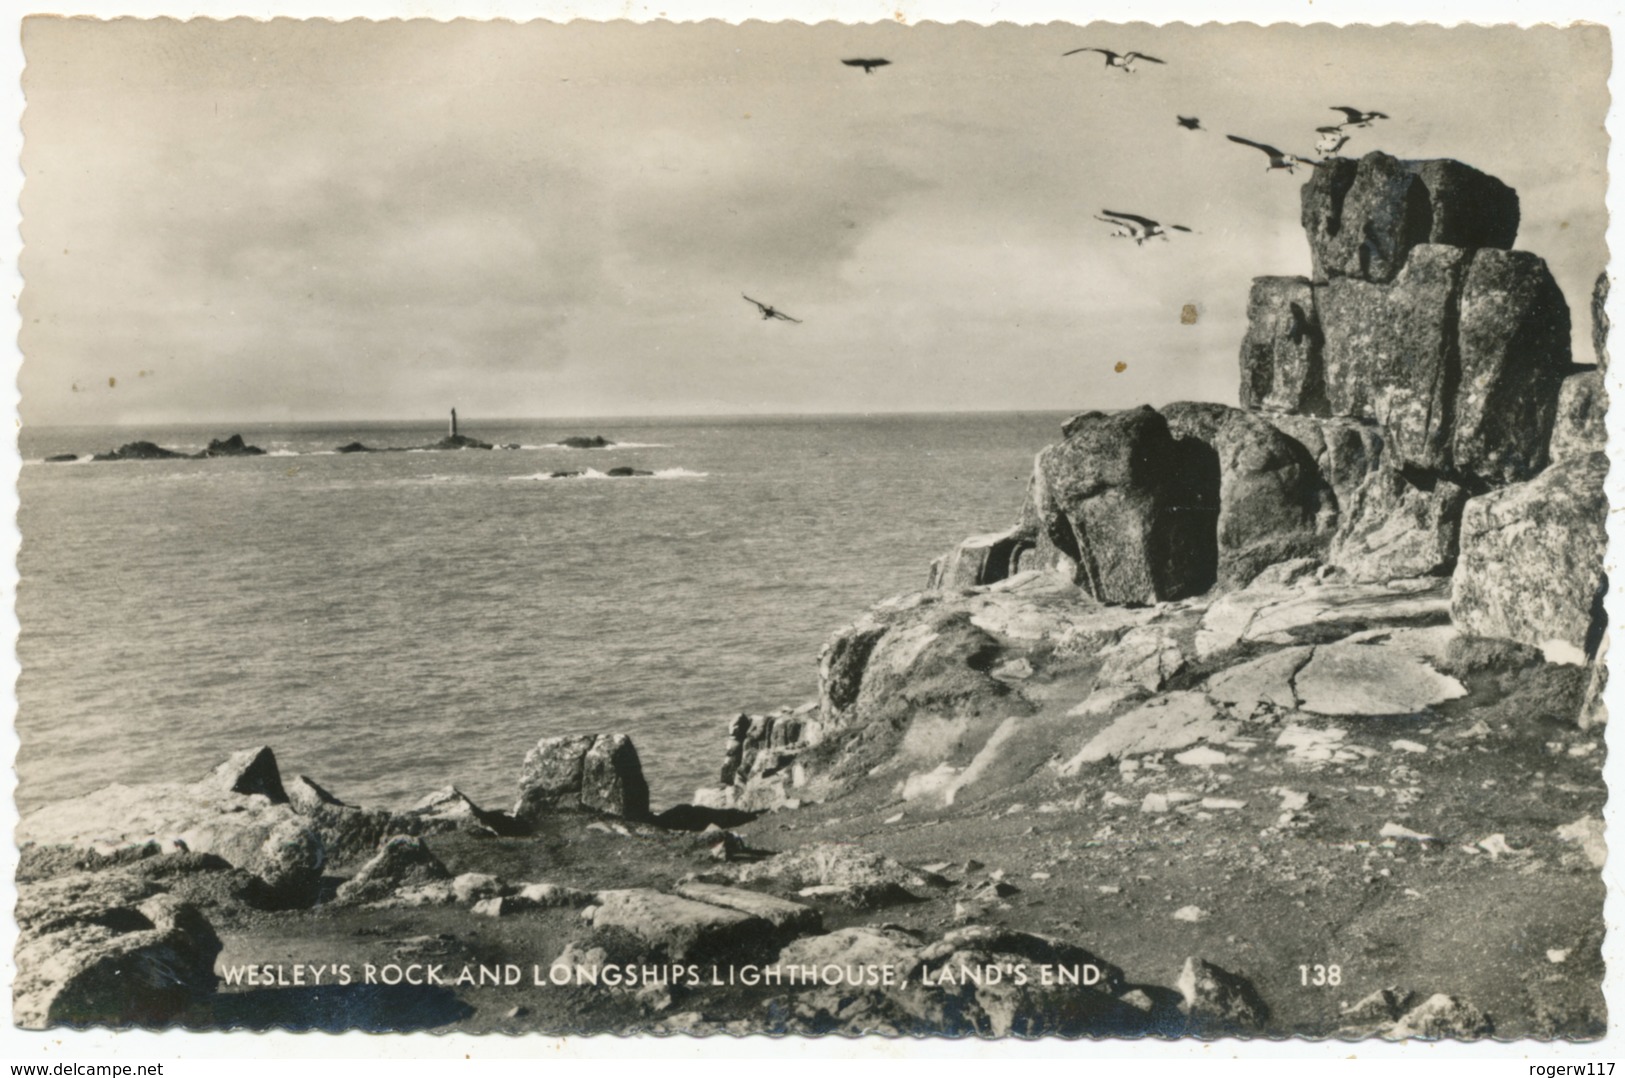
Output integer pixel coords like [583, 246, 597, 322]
[199, 434, 265, 457]
[1239, 276, 1325, 414]
[18, 747, 325, 909]
[1029, 406, 1213, 603]
[1451, 452, 1608, 659]
[1548, 370, 1607, 463]
[332, 835, 452, 905]
[927, 526, 1037, 590]
[512, 733, 651, 825]
[91, 441, 188, 461]
[14, 889, 222, 1029]
[1301, 152, 1518, 285]
[1161, 401, 1323, 586]
[557, 435, 615, 448]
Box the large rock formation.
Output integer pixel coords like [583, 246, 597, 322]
[512, 733, 651, 825]
[1027, 406, 1213, 603]
[1451, 452, 1608, 659]
[18, 747, 326, 909]
[1300, 152, 1519, 285]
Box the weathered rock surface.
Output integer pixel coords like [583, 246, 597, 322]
[1177, 957, 1269, 1030]
[1301, 152, 1518, 285]
[1196, 572, 1451, 659]
[1452, 248, 1571, 484]
[1593, 271, 1610, 371]
[1163, 401, 1323, 586]
[928, 526, 1036, 590]
[15, 892, 222, 1029]
[581, 888, 774, 964]
[1031, 406, 1212, 603]
[671, 881, 823, 937]
[1239, 276, 1325, 414]
[1319, 244, 1472, 472]
[1388, 993, 1495, 1039]
[333, 836, 452, 906]
[1548, 369, 1607, 463]
[513, 733, 650, 825]
[1291, 642, 1466, 716]
[1451, 453, 1608, 657]
[1059, 692, 1238, 772]
[18, 749, 326, 908]
[1327, 464, 1468, 581]
[1265, 415, 1385, 536]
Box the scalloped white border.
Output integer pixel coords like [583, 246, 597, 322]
[0, 2, 1616, 1070]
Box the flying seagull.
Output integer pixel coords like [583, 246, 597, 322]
[1330, 106, 1388, 128]
[1177, 115, 1203, 131]
[1227, 134, 1319, 174]
[1063, 47, 1165, 72]
[1096, 210, 1194, 244]
[743, 294, 802, 323]
[1314, 126, 1351, 156]
[842, 58, 891, 74]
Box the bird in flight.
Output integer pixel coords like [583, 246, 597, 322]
[842, 58, 891, 74]
[1063, 47, 1165, 73]
[1314, 126, 1352, 156]
[1227, 134, 1319, 174]
[1330, 106, 1388, 128]
[743, 294, 802, 323]
[1095, 210, 1194, 244]
[1177, 115, 1203, 131]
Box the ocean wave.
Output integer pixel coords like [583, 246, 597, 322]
[265, 449, 300, 457]
[510, 467, 708, 481]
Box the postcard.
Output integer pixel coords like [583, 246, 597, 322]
[3, 2, 1617, 1063]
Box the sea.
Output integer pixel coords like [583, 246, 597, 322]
[15, 413, 1072, 816]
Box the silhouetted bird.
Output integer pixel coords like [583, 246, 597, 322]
[743, 294, 802, 323]
[1330, 106, 1388, 128]
[1063, 47, 1165, 72]
[1226, 134, 1318, 174]
[842, 58, 891, 74]
[1315, 126, 1351, 155]
[1096, 210, 1194, 244]
[1177, 115, 1203, 130]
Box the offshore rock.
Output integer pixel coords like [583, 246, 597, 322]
[1451, 453, 1608, 658]
[512, 733, 651, 825]
[1162, 401, 1323, 586]
[1548, 369, 1607, 464]
[14, 892, 222, 1029]
[204, 746, 289, 803]
[1032, 406, 1211, 603]
[1239, 276, 1326, 415]
[199, 434, 265, 457]
[1302, 152, 1518, 284]
[91, 441, 188, 461]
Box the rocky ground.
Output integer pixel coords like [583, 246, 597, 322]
[14, 566, 1606, 1040]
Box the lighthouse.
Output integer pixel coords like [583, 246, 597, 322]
[450, 408, 458, 438]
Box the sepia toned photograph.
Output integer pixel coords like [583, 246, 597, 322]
[7, 11, 1614, 1046]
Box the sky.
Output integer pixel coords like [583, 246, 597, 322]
[15, 18, 1611, 426]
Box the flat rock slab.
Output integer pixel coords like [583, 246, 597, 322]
[1205, 646, 1315, 710]
[673, 881, 822, 938]
[1196, 578, 1449, 659]
[1061, 692, 1238, 772]
[1293, 644, 1465, 716]
[587, 888, 772, 963]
